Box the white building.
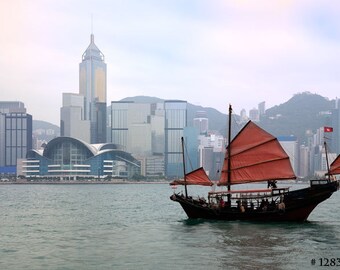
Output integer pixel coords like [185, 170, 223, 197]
[60, 93, 90, 143]
[278, 136, 299, 176]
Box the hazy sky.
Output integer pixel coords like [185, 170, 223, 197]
[1, 0, 340, 125]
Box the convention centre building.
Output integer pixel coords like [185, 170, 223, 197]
[17, 137, 140, 180]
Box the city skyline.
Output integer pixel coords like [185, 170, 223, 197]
[1, 1, 340, 125]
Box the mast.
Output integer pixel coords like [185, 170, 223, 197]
[324, 141, 331, 181]
[227, 104, 232, 204]
[181, 137, 188, 198]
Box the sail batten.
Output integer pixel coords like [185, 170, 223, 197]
[222, 156, 292, 171]
[227, 138, 277, 157]
[218, 121, 296, 186]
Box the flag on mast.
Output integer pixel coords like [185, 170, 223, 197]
[324, 126, 333, 132]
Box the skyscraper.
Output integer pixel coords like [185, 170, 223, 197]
[258, 101, 266, 116]
[330, 98, 340, 154]
[278, 135, 299, 175]
[60, 93, 90, 142]
[0, 102, 32, 175]
[164, 100, 187, 177]
[249, 108, 260, 122]
[193, 111, 208, 134]
[79, 34, 107, 143]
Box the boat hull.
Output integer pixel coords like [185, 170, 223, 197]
[170, 181, 339, 222]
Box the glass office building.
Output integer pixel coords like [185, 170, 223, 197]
[0, 102, 32, 175]
[110, 100, 187, 178]
[79, 34, 107, 143]
[164, 100, 187, 178]
[111, 101, 131, 151]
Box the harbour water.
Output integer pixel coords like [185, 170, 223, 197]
[1, 183, 340, 270]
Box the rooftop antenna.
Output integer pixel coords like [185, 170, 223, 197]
[91, 14, 93, 34]
[91, 14, 94, 43]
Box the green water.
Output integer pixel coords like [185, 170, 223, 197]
[1, 184, 339, 270]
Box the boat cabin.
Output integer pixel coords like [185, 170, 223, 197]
[207, 188, 289, 211]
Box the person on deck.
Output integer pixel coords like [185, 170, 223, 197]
[267, 180, 277, 188]
[219, 197, 225, 208]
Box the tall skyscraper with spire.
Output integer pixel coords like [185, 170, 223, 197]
[79, 34, 107, 143]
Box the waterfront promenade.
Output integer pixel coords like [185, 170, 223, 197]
[0, 179, 168, 185]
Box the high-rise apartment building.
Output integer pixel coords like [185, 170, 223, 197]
[258, 101, 266, 116]
[239, 109, 248, 123]
[330, 101, 340, 154]
[0, 102, 32, 175]
[193, 111, 208, 134]
[197, 131, 225, 180]
[278, 136, 299, 175]
[79, 34, 107, 143]
[299, 145, 309, 178]
[249, 108, 260, 122]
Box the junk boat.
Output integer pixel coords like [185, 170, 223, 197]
[170, 105, 339, 222]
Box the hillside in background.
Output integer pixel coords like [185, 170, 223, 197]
[259, 92, 334, 143]
[34, 92, 336, 144]
[121, 96, 228, 134]
[33, 120, 60, 142]
[121, 93, 336, 142]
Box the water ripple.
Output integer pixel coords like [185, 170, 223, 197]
[0, 184, 339, 270]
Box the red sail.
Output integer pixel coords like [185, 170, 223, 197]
[329, 155, 340, 175]
[218, 121, 296, 186]
[170, 167, 213, 186]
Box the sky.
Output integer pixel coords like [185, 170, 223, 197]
[1, 0, 340, 125]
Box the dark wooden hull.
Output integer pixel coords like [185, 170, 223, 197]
[170, 180, 339, 222]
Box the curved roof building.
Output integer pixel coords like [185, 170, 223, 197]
[21, 137, 140, 179]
